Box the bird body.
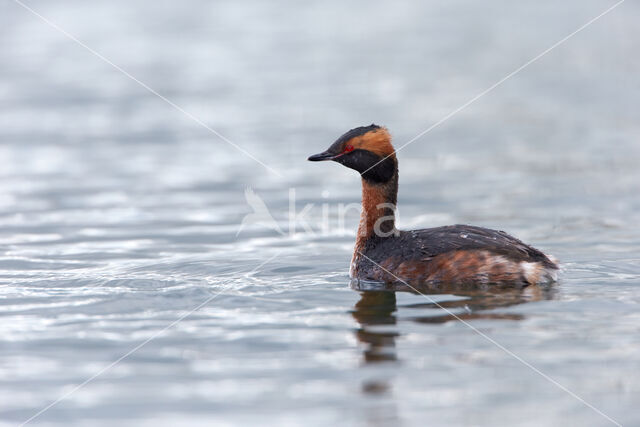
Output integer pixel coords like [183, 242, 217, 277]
[309, 125, 558, 287]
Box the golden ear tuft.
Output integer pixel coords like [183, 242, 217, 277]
[354, 127, 395, 157]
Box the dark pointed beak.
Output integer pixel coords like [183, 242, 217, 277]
[307, 150, 336, 161]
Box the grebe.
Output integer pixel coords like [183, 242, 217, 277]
[308, 125, 558, 286]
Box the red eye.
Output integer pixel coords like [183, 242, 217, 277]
[344, 145, 354, 153]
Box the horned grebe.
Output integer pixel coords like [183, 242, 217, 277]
[308, 125, 558, 286]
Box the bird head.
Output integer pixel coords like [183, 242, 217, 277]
[308, 124, 396, 183]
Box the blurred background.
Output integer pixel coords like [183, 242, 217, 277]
[1, 1, 639, 426]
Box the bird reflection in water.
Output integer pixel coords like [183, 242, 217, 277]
[350, 289, 401, 426]
[350, 281, 555, 373]
[349, 282, 554, 426]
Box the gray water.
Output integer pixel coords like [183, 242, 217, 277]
[1, 1, 639, 426]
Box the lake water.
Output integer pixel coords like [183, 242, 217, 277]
[1, 1, 639, 426]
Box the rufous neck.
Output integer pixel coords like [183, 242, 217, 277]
[356, 172, 398, 242]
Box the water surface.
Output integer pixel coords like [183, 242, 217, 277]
[1, 1, 639, 426]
